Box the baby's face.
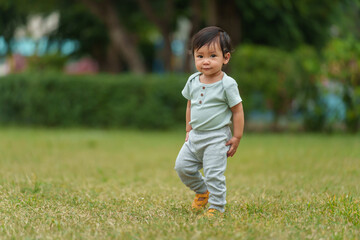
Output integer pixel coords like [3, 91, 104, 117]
[194, 41, 230, 78]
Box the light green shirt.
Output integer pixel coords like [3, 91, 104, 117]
[182, 72, 242, 131]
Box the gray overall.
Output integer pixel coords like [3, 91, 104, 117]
[175, 126, 232, 213]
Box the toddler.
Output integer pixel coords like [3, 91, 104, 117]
[175, 26, 244, 216]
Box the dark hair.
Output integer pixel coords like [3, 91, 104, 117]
[191, 26, 232, 57]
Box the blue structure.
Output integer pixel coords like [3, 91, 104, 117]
[0, 36, 78, 57]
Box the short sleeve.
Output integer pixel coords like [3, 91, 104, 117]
[181, 81, 191, 100]
[225, 83, 242, 108]
[182, 72, 202, 100]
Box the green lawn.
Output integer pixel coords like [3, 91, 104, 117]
[0, 127, 359, 239]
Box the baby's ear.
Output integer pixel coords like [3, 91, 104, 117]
[223, 52, 231, 64]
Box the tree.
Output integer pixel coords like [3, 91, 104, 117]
[137, 0, 175, 72]
[206, 0, 242, 46]
[236, 0, 348, 50]
[49, 2, 118, 72]
[0, 1, 27, 56]
[79, 0, 146, 73]
[2, 0, 357, 74]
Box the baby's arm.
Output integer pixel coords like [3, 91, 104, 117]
[226, 102, 244, 157]
[185, 100, 192, 142]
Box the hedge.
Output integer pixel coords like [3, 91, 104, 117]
[0, 73, 187, 129]
[2, 42, 357, 132]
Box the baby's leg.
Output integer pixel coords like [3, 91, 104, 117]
[175, 141, 207, 194]
[203, 128, 231, 213]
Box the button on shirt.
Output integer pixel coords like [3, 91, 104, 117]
[182, 72, 242, 131]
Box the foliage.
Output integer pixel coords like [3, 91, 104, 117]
[27, 53, 68, 71]
[48, 2, 109, 60]
[0, 1, 27, 55]
[322, 36, 360, 132]
[0, 128, 359, 239]
[291, 45, 324, 131]
[0, 73, 186, 129]
[230, 44, 301, 128]
[230, 42, 359, 133]
[236, 0, 347, 50]
[2, 0, 359, 72]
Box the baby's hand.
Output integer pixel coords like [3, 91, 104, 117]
[226, 137, 240, 157]
[185, 131, 190, 142]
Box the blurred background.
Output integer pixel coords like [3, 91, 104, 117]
[0, 0, 359, 132]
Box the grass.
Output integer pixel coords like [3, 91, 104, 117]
[0, 127, 359, 239]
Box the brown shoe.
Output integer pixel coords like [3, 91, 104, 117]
[191, 190, 209, 211]
[204, 208, 224, 218]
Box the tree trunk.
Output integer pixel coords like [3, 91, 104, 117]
[104, 43, 122, 73]
[137, 0, 174, 72]
[79, 0, 146, 74]
[207, 0, 217, 26]
[162, 27, 173, 72]
[214, 0, 242, 47]
[205, 0, 241, 47]
[184, 0, 202, 73]
[204, 0, 242, 73]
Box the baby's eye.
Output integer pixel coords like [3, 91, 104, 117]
[197, 55, 203, 58]
[210, 54, 217, 58]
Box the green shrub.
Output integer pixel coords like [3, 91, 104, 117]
[230, 44, 301, 129]
[230, 44, 334, 131]
[27, 54, 68, 72]
[0, 73, 187, 129]
[292, 45, 324, 131]
[323, 37, 360, 132]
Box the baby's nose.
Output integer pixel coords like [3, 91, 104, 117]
[203, 58, 210, 64]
